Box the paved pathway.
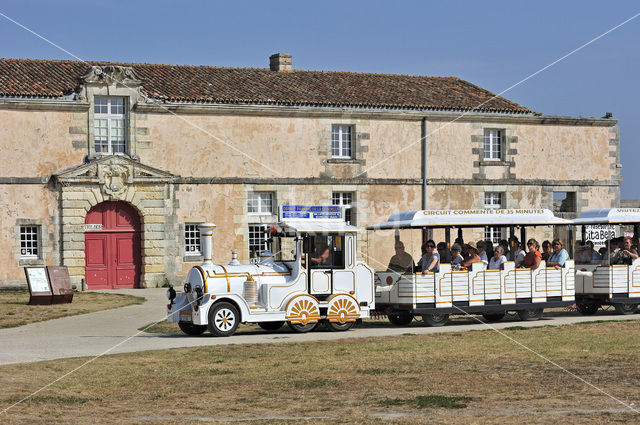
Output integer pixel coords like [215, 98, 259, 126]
[1, 288, 639, 365]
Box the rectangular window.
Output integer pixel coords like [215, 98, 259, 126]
[483, 129, 502, 160]
[332, 192, 354, 224]
[249, 224, 270, 260]
[184, 224, 201, 255]
[331, 125, 352, 158]
[247, 192, 274, 214]
[94, 96, 126, 154]
[484, 192, 503, 243]
[20, 226, 39, 258]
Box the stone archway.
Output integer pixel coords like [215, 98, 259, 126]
[55, 155, 178, 288]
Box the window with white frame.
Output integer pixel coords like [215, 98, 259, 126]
[483, 129, 502, 161]
[247, 192, 274, 215]
[184, 224, 201, 255]
[332, 192, 353, 225]
[331, 125, 353, 158]
[94, 96, 126, 154]
[484, 192, 503, 243]
[20, 226, 39, 258]
[248, 224, 270, 260]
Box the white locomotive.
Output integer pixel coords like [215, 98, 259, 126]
[167, 206, 375, 336]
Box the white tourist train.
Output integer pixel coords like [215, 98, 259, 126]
[167, 206, 375, 336]
[366, 209, 575, 326]
[573, 208, 640, 315]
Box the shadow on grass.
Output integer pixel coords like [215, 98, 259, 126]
[381, 394, 472, 409]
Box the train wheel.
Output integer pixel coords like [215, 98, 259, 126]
[614, 303, 638, 315]
[288, 321, 321, 333]
[576, 302, 599, 315]
[178, 321, 207, 336]
[481, 312, 505, 322]
[422, 313, 449, 327]
[207, 302, 240, 337]
[258, 321, 285, 331]
[517, 308, 543, 321]
[388, 311, 414, 326]
[326, 320, 355, 332]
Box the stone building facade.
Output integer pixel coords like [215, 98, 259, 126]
[0, 54, 620, 288]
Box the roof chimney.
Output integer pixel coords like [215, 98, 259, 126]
[270, 53, 292, 72]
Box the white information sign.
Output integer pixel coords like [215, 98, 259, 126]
[83, 224, 103, 231]
[27, 267, 50, 292]
[584, 224, 618, 247]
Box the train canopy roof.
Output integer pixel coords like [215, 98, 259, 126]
[573, 208, 640, 224]
[366, 209, 571, 230]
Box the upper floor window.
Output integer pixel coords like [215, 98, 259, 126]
[20, 225, 39, 258]
[332, 125, 352, 158]
[332, 192, 354, 225]
[248, 192, 274, 215]
[483, 129, 502, 161]
[94, 97, 126, 154]
[184, 224, 201, 255]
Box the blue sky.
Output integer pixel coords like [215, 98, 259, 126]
[1, 0, 639, 198]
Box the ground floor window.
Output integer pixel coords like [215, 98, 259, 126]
[184, 224, 201, 255]
[249, 224, 270, 261]
[332, 192, 354, 224]
[20, 225, 39, 258]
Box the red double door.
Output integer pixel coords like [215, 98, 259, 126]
[84, 202, 141, 289]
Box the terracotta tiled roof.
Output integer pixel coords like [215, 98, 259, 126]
[0, 58, 531, 113]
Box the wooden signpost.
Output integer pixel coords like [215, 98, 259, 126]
[24, 266, 73, 305]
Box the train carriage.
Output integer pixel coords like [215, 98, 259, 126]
[166, 205, 375, 336]
[573, 208, 640, 315]
[367, 209, 575, 326]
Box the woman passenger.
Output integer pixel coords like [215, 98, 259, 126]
[477, 241, 488, 264]
[520, 238, 542, 270]
[547, 239, 569, 269]
[489, 245, 507, 270]
[421, 240, 440, 274]
[461, 242, 484, 268]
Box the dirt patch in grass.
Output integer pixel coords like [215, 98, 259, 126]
[2, 321, 640, 424]
[0, 291, 144, 329]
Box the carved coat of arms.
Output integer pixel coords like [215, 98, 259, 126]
[100, 164, 130, 198]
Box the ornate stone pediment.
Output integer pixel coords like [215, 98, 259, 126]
[81, 65, 143, 86]
[77, 65, 146, 102]
[54, 156, 178, 199]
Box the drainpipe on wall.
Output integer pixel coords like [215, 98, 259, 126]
[421, 118, 431, 241]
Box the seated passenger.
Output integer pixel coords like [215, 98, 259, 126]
[437, 242, 451, 263]
[547, 239, 569, 269]
[387, 241, 415, 273]
[509, 236, 525, 264]
[461, 242, 484, 268]
[421, 240, 440, 274]
[541, 240, 552, 262]
[612, 236, 639, 265]
[520, 238, 542, 270]
[477, 241, 489, 264]
[450, 243, 464, 266]
[488, 245, 507, 270]
[584, 240, 602, 263]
